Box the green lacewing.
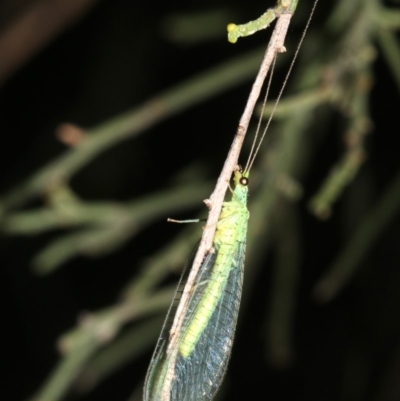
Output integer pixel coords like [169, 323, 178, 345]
[143, 170, 249, 401]
[143, 1, 316, 399]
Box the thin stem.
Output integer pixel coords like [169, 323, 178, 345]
[28, 342, 98, 401]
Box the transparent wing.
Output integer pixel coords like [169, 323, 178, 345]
[143, 246, 201, 401]
[144, 239, 246, 401]
[171, 239, 246, 401]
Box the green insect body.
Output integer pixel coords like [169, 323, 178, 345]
[179, 171, 249, 357]
[144, 170, 249, 401]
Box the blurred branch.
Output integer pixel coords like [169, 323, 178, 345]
[308, 0, 400, 299]
[313, 166, 400, 302]
[121, 224, 200, 298]
[0, 0, 98, 85]
[29, 286, 175, 401]
[0, 47, 263, 216]
[248, 0, 389, 366]
[28, 340, 98, 401]
[308, 147, 367, 219]
[376, 7, 400, 30]
[58, 287, 175, 354]
[308, 2, 376, 218]
[2, 182, 212, 235]
[257, 87, 331, 119]
[73, 316, 164, 393]
[1, 180, 212, 272]
[326, 0, 360, 32]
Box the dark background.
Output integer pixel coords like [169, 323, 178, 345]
[1, 1, 400, 401]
